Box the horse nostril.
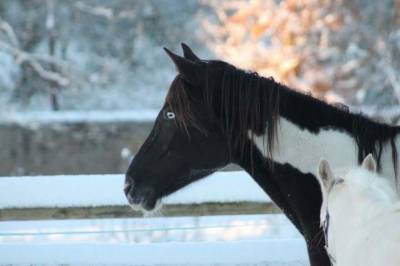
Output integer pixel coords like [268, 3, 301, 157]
[124, 183, 131, 196]
[124, 178, 134, 196]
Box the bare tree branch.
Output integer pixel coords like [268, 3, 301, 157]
[0, 14, 70, 88]
[0, 41, 69, 87]
[74, 1, 135, 20]
[0, 16, 19, 47]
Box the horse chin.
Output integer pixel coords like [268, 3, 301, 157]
[129, 198, 163, 217]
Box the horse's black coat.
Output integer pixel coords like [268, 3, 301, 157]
[125, 43, 400, 266]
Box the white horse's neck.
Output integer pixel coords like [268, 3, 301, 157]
[252, 117, 399, 181]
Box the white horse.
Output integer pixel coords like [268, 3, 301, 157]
[317, 154, 400, 266]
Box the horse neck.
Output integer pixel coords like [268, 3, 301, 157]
[328, 187, 400, 264]
[327, 202, 362, 262]
[254, 117, 399, 178]
[247, 81, 400, 180]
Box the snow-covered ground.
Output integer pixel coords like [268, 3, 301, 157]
[0, 171, 270, 209]
[0, 214, 307, 266]
[0, 109, 158, 125]
[0, 171, 308, 265]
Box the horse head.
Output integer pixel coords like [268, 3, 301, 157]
[124, 44, 231, 211]
[316, 154, 397, 263]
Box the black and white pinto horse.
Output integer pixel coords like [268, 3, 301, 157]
[124, 43, 399, 266]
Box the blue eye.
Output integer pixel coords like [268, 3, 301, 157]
[166, 112, 175, 119]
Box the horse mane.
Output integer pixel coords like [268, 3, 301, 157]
[204, 64, 281, 166]
[165, 62, 399, 178]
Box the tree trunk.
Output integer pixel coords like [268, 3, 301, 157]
[47, 0, 59, 111]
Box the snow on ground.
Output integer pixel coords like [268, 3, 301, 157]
[0, 109, 158, 125]
[0, 240, 307, 266]
[0, 214, 308, 266]
[0, 171, 270, 208]
[0, 170, 308, 265]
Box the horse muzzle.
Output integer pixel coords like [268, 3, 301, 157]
[124, 178, 158, 211]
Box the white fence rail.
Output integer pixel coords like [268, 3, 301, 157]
[0, 171, 270, 208]
[0, 171, 277, 220]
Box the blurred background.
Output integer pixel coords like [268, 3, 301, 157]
[1, 0, 400, 176]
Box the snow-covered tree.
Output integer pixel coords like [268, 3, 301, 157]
[202, 0, 400, 107]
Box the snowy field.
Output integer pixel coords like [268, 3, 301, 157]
[0, 215, 307, 266]
[0, 171, 308, 265]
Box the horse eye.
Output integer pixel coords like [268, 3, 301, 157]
[332, 178, 344, 187]
[166, 112, 175, 119]
[336, 178, 344, 185]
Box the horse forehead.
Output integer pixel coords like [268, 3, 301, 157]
[343, 169, 377, 187]
[332, 168, 396, 202]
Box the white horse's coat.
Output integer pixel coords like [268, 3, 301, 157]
[317, 156, 400, 266]
[252, 117, 398, 180]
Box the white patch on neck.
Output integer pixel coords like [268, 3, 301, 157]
[251, 117, 398, 179]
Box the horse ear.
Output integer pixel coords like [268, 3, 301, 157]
[361, 154, 377, 172]
[164, 47, 201, 83]
[318, 159, 334, 191]
[181, 43, 201, 61]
